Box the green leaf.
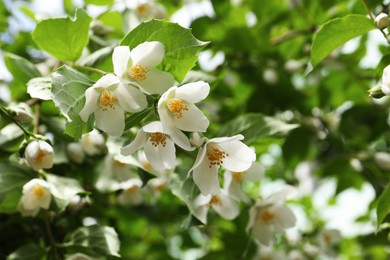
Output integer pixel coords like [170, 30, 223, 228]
[85, 0, 114, 5]
[51, 65, 94, 139]
[46, 173, 85, 212]
[64, 225, 120, 257]
[32, 9, 92, 61]
[0, 163, 33, 194]
[311, 14, 376, 66]
[377, 183, 390, 226]
[216, 113, 299, 144]
[7, 243, 45, 260]
[124, 106, 154, 130]
[27, 77, 52, 100]
[120, 19, 208, 82]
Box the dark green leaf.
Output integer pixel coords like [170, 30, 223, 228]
[0, 163, 33, 194]
[6, 243, 45, 260]
[51, 65, 94, 139]
[124, 106, 154, 130]
[32, 9, 92, 61]
[377, 183, 390, 226]
[120, 19, 208, 82]
[311, 14, 376, 66]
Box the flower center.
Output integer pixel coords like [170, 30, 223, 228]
[149, 132, 167, 147]
[143, 160, 153, 171]
[167, 99, 188, 119]
[260, 210, 274, 224]
[136, 4, 149, 14]
[206, 144, 228, 168]
[232, 171, 245, 183]
[35, 149, 46, 163]
[323, 233, 332, 245]
[125, 186, 138, 194]
[129, 64, 148, 81]
[33, 185, 45, 198]
[209, 195, 221, 206]
[99, 90, 116, 111]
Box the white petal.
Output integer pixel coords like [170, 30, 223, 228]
[227, 180, 250, 203]
[219, 141, 256, 172]
[175, 81, 210, 103]
[189, 146, 207, 172]
[172, 103, 209, 132]
[244, 162, 264, 182]
[193, 204, 209, 224]
[79, 87, 100, 122]
[121, 130, 148, 156]
[212, 191, 239, 220]
[192, 157, 220, 195]
[113, 46, 132, 79]
[267, 185, 297, 203]
[252, 220, 274, 246]
[143, 121, 164, 133]
[93, 73, 121, 90]
[138, 68, 175, 95]
[246, 205, 258, 234]
[144, 136, 176, 171]
[209, 134, 244, 144]
[114, 82, 147, 112]
[95, 106, 125, 137]
[273, 205, 296, 230]
[130, 41, 165, 67]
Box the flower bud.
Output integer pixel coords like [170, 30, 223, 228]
[375, 12, 389, 30]
[18, 178, 51, 217]
[381, 65, 390, 96]
[190, 132, 205, 147]
[67, 142, 85, 164]
[374, 152, 390, 170]
[81, 130, 106, 156]
[25, 140, 54, 171]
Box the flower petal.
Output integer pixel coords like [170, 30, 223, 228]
[79, 87, 100, 122]
[172, 103, 209, 132]
[209, 134, 244, 144]
[226, 179, 249, 203]
[121, 129, 148, 156]
[212, 191, 240, 220]
[113, 46, 132, 79]
[142, 121, 164, 133]
[273, 205, 296, 230]
[130, 41, 165, 67]
[93, 73, 121, 90]
[175, 81, 210, 103]
[219, 141, 256, 172]
[138, 68, 175, 95]
[95, 106, 125, 137]
[144, 137, 176, 171]
[252, 220, 274, 246]
[192, 157, 220, 195]
[114, 82, 147, 112]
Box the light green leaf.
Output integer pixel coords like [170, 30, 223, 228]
[64, 225, 120, 257]
[46, 173, 85, 211]
[85, 0, 114, 5]
[311, 14, 376, 66]
[51, 65, 94, 139]
[7, 243, 45, 260]
[0, 163, 33, 194]
[32, 8, 92, 61]
[217, 113, 299, 143]
[27, 77, 52, 100]
[120, 19, 208, 82]
[377, 184, 390, 226]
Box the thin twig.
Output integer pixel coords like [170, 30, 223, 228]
[44, 211, 61, 260]
[0, 106, 32, 137]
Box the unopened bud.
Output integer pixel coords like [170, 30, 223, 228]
[375, 13, 390, 30]
[190, 132, 205, 147]
[81, 130, 106, 156]
[374, 152, 390, 170]
[263, 68, 278, 85]
[25, 140, 54, 171]
[368, 85, 386, 99]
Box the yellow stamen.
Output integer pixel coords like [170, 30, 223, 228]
[209, 195, 221, 206]
[126, 186, 138, 194]
[167, 99, 188, 119]
[113, 160, 127, 169]
[35, 149, 46, 163]
[323, 233, 332, 244]
[33, 185, 44, 198]
[260, 210, 274, 224]
[149, 132, 167, 147]
[206, 144, 228, 168]
[129, 64, 148, 81]
[143, 160, 153, 171]
[136, 4, 148, 14]
[232, 171, 245, 183]
[99, 90, 116, 111]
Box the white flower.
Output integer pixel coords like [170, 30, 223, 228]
[117, 178, 144, 206]
[246, 186, 297, 246]
[126, 0, 166, 20]
[223, 162, 264, 203]
[158, 81, 210, 146]
[190, 135, 256, 195]
[121, 121, 180, 172]
[79, 74, 147, 137]
[381, 65, 390, 96]
[24, 140, 54, 171]
[318, 228, 341, 250]
[80, 129, 106, 156]
[18, 178, 51, 217]
[67, 142, 85, 164]
[193, 189, 239, 224]
[113, 42, 174, 95]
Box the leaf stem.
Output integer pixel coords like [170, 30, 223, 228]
[0, 106, 33, 137]
[73, 65, 108, 75]
[44, 211, 61, 260]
